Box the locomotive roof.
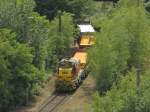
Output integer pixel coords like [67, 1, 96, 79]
[78, 24, 95, 33]
[60, 58, 79, 67]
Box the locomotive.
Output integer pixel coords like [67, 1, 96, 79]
[55, 24, 95, 92]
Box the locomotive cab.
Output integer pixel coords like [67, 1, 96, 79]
[58, 58, 80, 81]
[55, 58, 81, 92]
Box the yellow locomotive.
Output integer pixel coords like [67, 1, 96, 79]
[55, 24, 95, 92]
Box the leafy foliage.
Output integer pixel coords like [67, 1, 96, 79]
[0, 0, 76, 111]
[91, 1, 114, 29]
[93, 69, 150, 112]
[89, 0, 150, 93]
[0, 0, 50, 71]
[91, 0, 150, 111]
[35, 0, 94, 19]
[47, 12, 75, 70]
[0, 29, 42, 110]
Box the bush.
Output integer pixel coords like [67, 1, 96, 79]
[89, 0, 150, 93]
[93, 69, 150, 112]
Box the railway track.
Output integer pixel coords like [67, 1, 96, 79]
[38, 93, 70, 112]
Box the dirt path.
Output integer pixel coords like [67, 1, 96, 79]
[12, 75, 96, 112]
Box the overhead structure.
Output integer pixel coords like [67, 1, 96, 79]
[78, 24, 95, 33]
[77, 24, 95, 47]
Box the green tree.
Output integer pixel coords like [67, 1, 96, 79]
[0, 0, 51, 71]
[35, 0, 94, 19]
[0, 29, 42, 111]
[47, 12, 75, 70]
[0, 0, 55, 110]
[89, 0, 150, 93]
[93, 69, 150, 112]
[89, 33, 117, 93]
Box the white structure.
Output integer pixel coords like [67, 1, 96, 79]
[78, 24, 95, 33]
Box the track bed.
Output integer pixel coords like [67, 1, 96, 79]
[38, 93, 71, 112]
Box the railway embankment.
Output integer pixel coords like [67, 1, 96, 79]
[12, 75, 95, 112]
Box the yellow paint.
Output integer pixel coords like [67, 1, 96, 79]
[73, 52, 87, 64]
[58, 68, 73, 81]
[80, 35, 95, 46]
